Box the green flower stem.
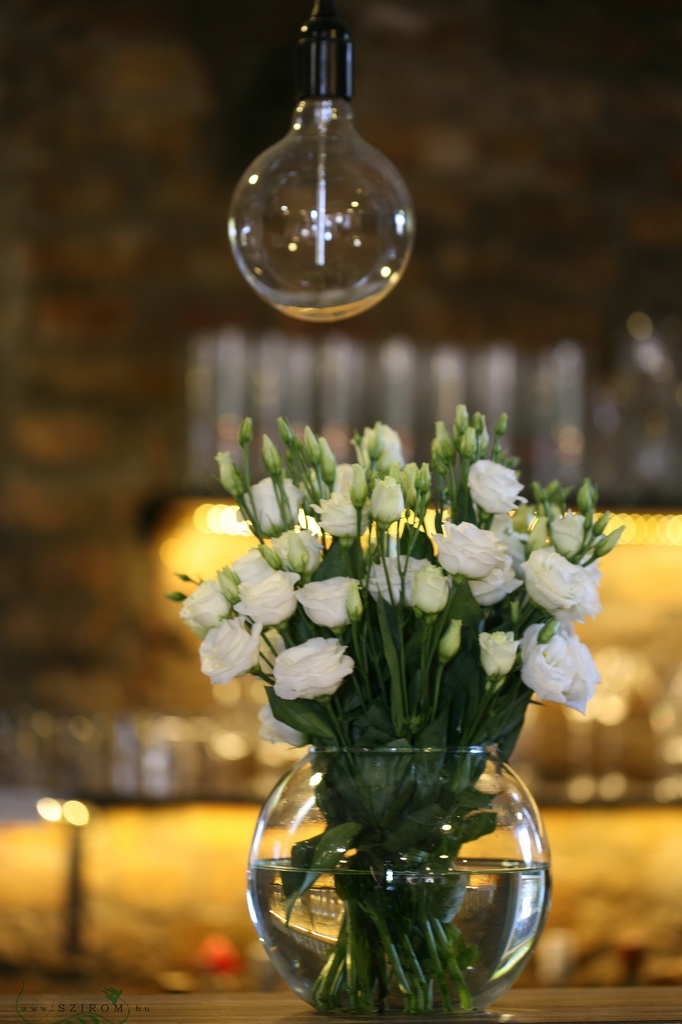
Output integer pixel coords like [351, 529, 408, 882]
[432, 918, 474, 1011]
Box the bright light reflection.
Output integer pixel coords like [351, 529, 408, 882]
[62, 800, 90, 826]
[36, 797, 62, 823]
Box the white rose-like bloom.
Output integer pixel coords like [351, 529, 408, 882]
[232, 548, 277, 585]
[257, 703, 306, 746]
[370, 477, 404, 526]
[333, 463, 355, 495]
[522, 548, 601, 622]
[313, 492, 368, 537]
[234, 570, 300, 625]
[257, 627, 286, 673]
[549, 513, 586, 558]
[469, 554, 522, 607]
[434, 520, 507, 580]
[199, 618, 262, 685]
[468, 459, 527, 515]
[411, 564, 450, 614]
[520, 623, 600, 713]
[490, 513, 527, 572]
[297, 577, 355, 629]
[368, 556, 430, 606]
[249, 477, 303, 535]
[479, 630, 519, 679]
[273, 637, 354, 700]
[271, 529, 322, 574]
[356, 424, 404, 471]
[179, 579, 230, 636]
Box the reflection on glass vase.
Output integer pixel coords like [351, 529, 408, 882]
[247, 746, 550, 1014]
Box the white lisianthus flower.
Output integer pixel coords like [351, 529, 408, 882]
[297, 577, 355, 629]
[356, 423, 404, 471]
[333, 463, 355, 495]
[249, 477, 303, 536]
[199, 618, 262, 685]
[520, 623, 600, 713]
[522, 548, 601, 622]
[468, 459, 527, 515]
[370, 477, 404, 526]
[257, 703, 306, 746]
[273, 637, 354, 700]
[257, 628, 286, 673]
[179, 580, 231, 636]
[549, 513, 586, 558]
[479, 631, 519, 679]
[234, 571, 300, 625]
[469, 554, 522, 606]
[271, 529, 322, 575]
[411, 564, 450, 614]
[232, 548, 277, 585]
[490, 513, 527, 572]
[434, 521, 507, 579]
[313, 492, 368, 537]
[368, 556, 430, 606]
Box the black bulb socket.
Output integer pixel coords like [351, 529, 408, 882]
[296, 1, 353, 101]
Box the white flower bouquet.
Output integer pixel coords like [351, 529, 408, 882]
[173, 408, 621, 1013]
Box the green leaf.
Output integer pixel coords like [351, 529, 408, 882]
[449, 582, 483, 628]
[266, 690, 337, 743]
[312, 537, 347, 581]
[283, 822, 363, 921]
[375, 599, 405, 730]
[164, 591, 186, 601]
[399, 522, 435, 560]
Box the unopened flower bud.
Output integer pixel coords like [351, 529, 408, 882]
[261, 434, 283, 476]
[318, 437, 337, 486]
[526, 515, 548, 552]
[494, 412, 509, 437]
[454, 404, 469, 433]
[439, 619, 462, 662]
[350, 464, 368, 508]
[577, 478, 597, 515]
[215, 452, 244, 496]
[258, 543, 282, 570]
[286, 532, 312, 574]
[416, 463, 431, 493]
[473, 412, 489, 450]
[346, 580, 363, 623]
[367, 423, 383, 462]
[593, 510, 611, 536]
[593, 526, 624, 556]
[277, 417, 296, 446]
[460, 427, 477, 459]
[238, 417, 253, 446]
[217, 567, 240, 603]
[370, 477, 404, 527]
[435, 421, 456, 460]
[303, 426, 321, 463]
[430, 438, 446, 474]
[538, 618, 560, 644]
[401, 463, 418, 509]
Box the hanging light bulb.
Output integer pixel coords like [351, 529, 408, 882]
[228, 0, 415, 323]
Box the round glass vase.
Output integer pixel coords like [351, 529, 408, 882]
[247, 746, 550, 1015]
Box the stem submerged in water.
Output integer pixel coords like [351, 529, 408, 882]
[310, 874, 478, 1014]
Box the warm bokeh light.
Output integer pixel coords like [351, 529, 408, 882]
[62, 800, 90, 826]
[36, 797, 63, 822]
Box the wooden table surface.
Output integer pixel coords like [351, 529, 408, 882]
[2, 988, 680, 1023]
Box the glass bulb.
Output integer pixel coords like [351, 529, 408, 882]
[228, 98, 415, 322]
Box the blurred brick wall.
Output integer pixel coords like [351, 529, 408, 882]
[0, 0, 680, 711]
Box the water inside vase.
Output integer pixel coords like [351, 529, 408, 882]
[248, 858, 550, 1011]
